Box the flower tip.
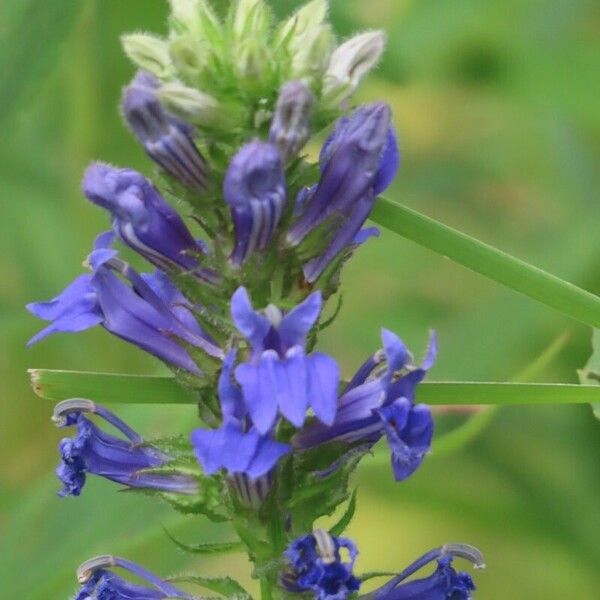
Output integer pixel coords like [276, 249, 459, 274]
[442, 543, 485, 569]
[77, 555, 116, 583]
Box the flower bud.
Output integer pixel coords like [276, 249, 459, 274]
[274, 0, 329, 48]
[235, 39, 273, 90]
[157, 81, 220, 125]
[322, 30, 385, 107]
[290, 25, 335, 83]
[269, 81, 314, 161]
[233, 0, 271, 40]
[121, 72, 209, 190]
[168, 0, 202, 33]
[168, 34, 208, 83]
[274, 0, 333, 84]
[224, 141, 286, 266]
[82, 163, 208, 273]
[121, 33, 174, 80]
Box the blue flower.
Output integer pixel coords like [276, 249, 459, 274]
[53, 399, 198, 497]
[75, 555, 193, 599]
[83, 162, 216, 282]
[192, 351, 290, 506]
[369, 544, 484, 600]
[284, 530, 361, 600]
[293, 329, 435, 482]
[27, 234, 223, 374]
[191, 352, 291, 481]
[121, 70, 209, 190]
[286, 103, 400, 282]
[224, 140, 286, 266]
[231, 287, 339, 433]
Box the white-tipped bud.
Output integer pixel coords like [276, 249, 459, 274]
[168, 0, 222, 40]
[290, 25, 335, 83]
[235, 39, 273, 87]
[322, 30, 386, 107]
[157, 81, 220, 125]
[169, 34, 208, 83]
[121, 33, 174, 80]
[234, 0, 271, 40]
[275, 0, 329, 48]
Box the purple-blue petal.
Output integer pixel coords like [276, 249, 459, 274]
[278, 291, 322, 349]
[230, 287, 271, 353]
[373, 127, 400, 196]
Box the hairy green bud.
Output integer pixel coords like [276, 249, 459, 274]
[322, 30, 385, 107]
[121, 33, 174, 80]
[157, 82, 221, 125]
[233, 0, 271, 41]
[274, 0, 329, 48]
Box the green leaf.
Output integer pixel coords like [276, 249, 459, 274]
[163, 528, 243, 555]
[0, 0, 83, 126]
[578, 329, 600, 418]
[329, 489, 358, 536]
[29, 369, 196, 404]
[168, 575, 250, 599]
[371, 197, 600, 328]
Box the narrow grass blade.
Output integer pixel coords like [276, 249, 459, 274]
[29, 369, 196, 404]
[31, 369, 600, 406]
[371, 197, 600, 328]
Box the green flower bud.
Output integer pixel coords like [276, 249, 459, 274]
[121, 33, 174, 80]
[168, 0, 200, 31]
[157, 81, 221, 126]
[274, 0, 334, 85]
[274, 0, 329, 49]
[169, 35, 208, 84]
[321, 30, 385, 107]
[290, 25, 335, 83]
[233, 0, 271, 41]
[235, 39, 274, 92]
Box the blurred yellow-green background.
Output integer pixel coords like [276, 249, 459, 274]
[1, 1, 599, 598]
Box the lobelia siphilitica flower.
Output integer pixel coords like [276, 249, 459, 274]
[27, 1, 484, 598]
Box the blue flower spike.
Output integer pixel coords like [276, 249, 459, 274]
[53, 399, 198, 497]
[75, 555, 193, 599]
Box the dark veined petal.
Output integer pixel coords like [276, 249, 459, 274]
[224, 140, 286, 266]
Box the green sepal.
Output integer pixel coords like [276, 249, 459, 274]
[163, 527, 243, 555]
[169, 575, 251, 599]
[329, 488, 358, 536]
[133, 462, 230, 522]
[286, 442, 368, 534]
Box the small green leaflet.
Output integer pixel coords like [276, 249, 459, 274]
[329, 489, 358, 536]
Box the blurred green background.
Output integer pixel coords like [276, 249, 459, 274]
[1, 0, 599, 598]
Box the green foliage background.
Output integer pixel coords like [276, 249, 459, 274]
[1, 0, 599, 598]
